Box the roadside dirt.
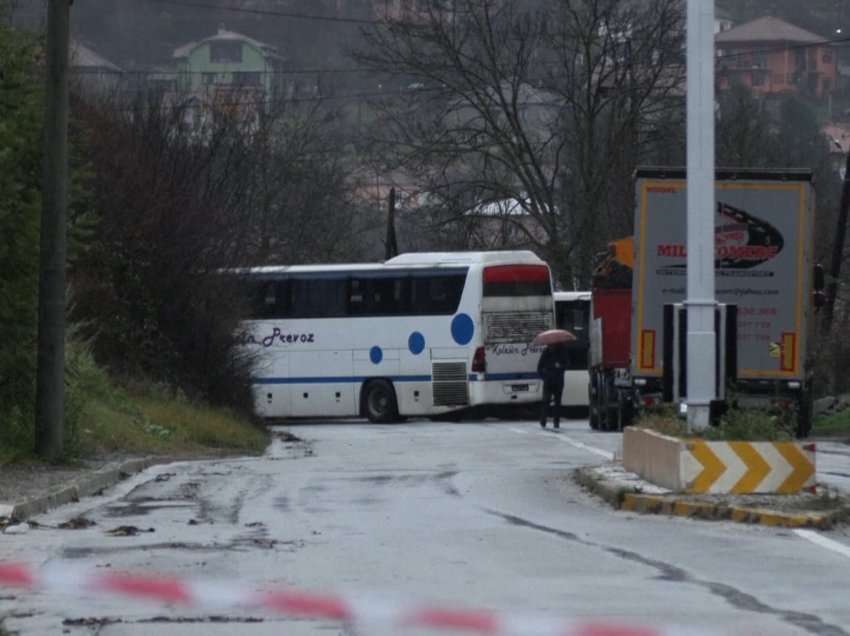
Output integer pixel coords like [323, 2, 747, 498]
[0, 445, 276, 509]
[0, 457, 123, 504]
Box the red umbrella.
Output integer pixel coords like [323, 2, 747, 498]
[532, 329, 576, 346]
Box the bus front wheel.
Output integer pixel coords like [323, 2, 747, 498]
[363, 380, 400, 423]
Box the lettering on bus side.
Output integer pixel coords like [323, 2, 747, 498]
[487, 344, 543, 357]
[239, 328, 316, 347]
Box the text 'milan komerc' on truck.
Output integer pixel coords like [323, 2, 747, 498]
[589, 168, 822, 436]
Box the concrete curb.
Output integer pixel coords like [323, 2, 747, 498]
[573, 465, 639, 509]
[4, 457, 160, 522]
[575, 467, 850, 530]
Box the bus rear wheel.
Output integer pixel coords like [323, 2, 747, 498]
[363, 380, 400, 423]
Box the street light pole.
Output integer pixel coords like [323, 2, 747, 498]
[685, 0, 716, 431]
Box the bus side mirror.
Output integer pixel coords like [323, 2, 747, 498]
[814, 264, 825, 292]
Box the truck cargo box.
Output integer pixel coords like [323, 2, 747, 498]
[631, 168, 815, 384]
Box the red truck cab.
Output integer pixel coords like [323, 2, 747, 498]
[589, 237, 646, 430]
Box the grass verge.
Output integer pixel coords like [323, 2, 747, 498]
[70, 338, 268, 458]
[813, 410, 850, 439]
[77, 386, 268, 457]
[637, 406, 794, 441]
[0, 341, 267, 466]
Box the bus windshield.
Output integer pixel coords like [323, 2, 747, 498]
[556, 297, 590, 370]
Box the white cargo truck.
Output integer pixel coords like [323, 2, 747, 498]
[626, 168, 823, 435]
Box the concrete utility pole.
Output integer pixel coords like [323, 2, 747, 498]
[35, 0, 71, 460]
[685, 0, 716, 431]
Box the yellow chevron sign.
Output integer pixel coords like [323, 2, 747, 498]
[686, 441, 815, 494]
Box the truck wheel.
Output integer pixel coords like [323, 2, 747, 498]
[599, 375, 617, 431]
[616, 391, 635, 430]
[588, 373, 600, 430]
[363, 380, 399, 423]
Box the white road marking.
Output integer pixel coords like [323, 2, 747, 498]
[506, 425, 614, 460]
[794, 529, 850, 560]
[539, 431, 615, 461]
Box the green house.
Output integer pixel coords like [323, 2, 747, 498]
[172, 26, 285, 111]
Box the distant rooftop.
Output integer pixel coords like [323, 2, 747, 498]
[172, 26, 282, 60]
[70, 40, 122, 72]
[715, 16, 826, 45]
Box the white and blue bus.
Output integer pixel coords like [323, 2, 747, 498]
[239, 251, 555, 422]
[554, 291, 591, 410]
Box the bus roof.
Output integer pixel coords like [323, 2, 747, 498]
[242, 251, 546, 275]
[385, 251, 544, 266]
[554, 291, 591, 302]
[245, 263, 402, 275]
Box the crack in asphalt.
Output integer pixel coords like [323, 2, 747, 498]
[61, 538, 303, 559]
[486, 509, 848, 636]
[65, 615, 266, 625]
[348, 470, 461, 497]
[815, 449, 850, 457]
[62, 615, 269, 633]
[822, 471, 850, 479]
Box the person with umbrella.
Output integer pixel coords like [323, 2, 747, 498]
[533, 329, 575, 429]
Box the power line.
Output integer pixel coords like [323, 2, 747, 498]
[71, 67, 380, 76]
[147, 0, 850, 59]
[145, 0, 385, 26]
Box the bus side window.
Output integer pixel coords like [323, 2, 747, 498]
[412, 273, 464, 315]
[291, 277, 347, 318]
[555, 303, 567, 329]
[372, 275, 410, 315]
[572, 309, 586, 333]
[349, 278, 366, 315]
[556, 301, 589, 337]
[350, 275, 410, 316]
[252, 279, 290, 319]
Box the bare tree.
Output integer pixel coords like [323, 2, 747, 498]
[243, 101, 380, 265]
[357, 0, 684, 286]
[69, 85, 375, 407]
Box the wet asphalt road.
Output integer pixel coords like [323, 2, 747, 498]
[1, 419, 850, 636]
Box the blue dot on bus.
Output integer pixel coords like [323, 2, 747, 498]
[451, 313, 474, 345]
[370, 346, 383, 364]
[408, 331, 425, 355]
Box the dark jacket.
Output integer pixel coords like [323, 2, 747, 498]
[537, 343, 570, 386]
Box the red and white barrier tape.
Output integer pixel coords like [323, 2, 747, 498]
[0, 561, 700, 636]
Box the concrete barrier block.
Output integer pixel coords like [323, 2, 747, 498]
[623, 427, 816, 494]
[622, 427, 687, 491]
